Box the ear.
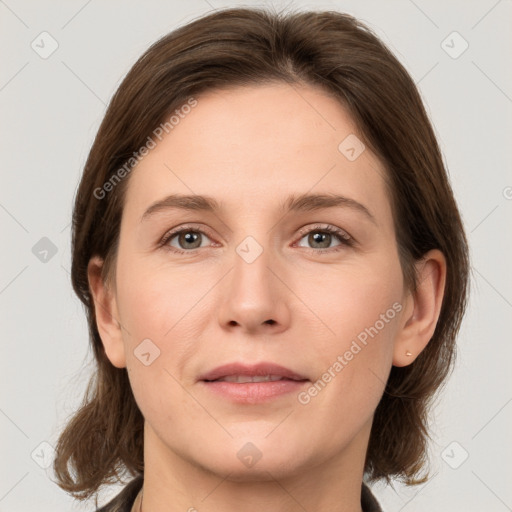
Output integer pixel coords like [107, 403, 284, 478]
[87, 255, 126, 368]
[393, 249, 447, 367]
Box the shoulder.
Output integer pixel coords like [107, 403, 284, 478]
[96, 475, 143, 512]
[362, 481, 384, 512]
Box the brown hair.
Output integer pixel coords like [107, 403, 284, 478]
[54, 6, 469, 500]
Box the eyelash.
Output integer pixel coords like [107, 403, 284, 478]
[159, 223, 354, 255]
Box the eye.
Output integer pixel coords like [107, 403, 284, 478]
[295, 224, 353, 253]
[161, 226, 215, 253]
[159, 223, 353, 255]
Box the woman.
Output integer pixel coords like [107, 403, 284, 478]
[53, 7, 469, 512]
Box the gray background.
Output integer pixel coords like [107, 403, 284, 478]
[1, 0, 511, 510]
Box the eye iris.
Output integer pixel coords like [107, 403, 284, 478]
[179, 231, 201, 249]
[309, 231, 331, 248]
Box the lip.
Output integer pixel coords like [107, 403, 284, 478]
[198, 362, 310, 404]
[198, 362, 308, 382]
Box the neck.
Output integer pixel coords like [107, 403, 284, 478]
[139, 422, 370, 512]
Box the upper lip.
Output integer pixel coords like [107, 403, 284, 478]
[198, 362, 309, 382]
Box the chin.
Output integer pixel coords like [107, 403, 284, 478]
[203, 457, 304, 483]
[192, 437, 310, 481]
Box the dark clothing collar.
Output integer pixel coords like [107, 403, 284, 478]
[96, 474, 383, 512]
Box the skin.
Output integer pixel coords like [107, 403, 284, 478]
[88, 82, 446, 512]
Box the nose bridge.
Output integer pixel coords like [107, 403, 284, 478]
[231, 234, 275, 304]
[217, 232, 290, 332]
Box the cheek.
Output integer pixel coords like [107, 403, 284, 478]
[117, 265, 204, 426]
[114, 256, 216, 415]
[115, 255, 214, 343]
[293, 257, 403, 351]
[293, 258, 402, 413]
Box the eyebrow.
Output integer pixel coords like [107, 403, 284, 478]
[140, 192, 376, 224]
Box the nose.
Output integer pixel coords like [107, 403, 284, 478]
[217, 241, 291, 335]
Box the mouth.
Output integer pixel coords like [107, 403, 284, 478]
[205, 374, 304, 383]
[198, 361, 308, 382]
[198, 362, 309, 403]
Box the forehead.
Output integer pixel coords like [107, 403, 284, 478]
[122, 83, 392, 222]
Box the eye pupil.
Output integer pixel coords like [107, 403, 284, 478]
[179, 231, 201, 249]
[309, 232, 331, 248]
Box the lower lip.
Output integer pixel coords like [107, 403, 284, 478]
[200, 379, 309, 403]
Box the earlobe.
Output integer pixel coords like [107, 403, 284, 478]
[87, 256, 127, 368]
[393, 249, 447, 367]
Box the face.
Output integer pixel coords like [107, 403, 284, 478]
[98, 83, 414, 481]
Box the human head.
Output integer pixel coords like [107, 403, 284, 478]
[54, 6, 469, 500]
